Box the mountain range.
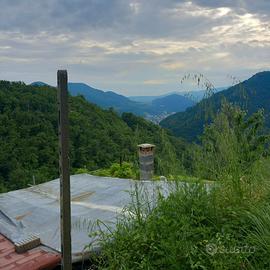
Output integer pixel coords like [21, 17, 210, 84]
[160, 71, 270, 141]
[129, 87, 227, 103]
[31, 71, 270, 139]
[31, 82, 195, 122]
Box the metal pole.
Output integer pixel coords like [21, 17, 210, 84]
[57, 70, 72, 270]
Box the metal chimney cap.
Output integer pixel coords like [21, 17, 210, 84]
[137, 143, 155, 149]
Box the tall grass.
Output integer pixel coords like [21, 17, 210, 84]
[86, 163, 270, 269]
[86, 101, 270, 269]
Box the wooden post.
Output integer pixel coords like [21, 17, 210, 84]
[57, 70, 72, 270]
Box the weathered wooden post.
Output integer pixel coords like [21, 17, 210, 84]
[57, 70, 72, 270]
[138, 144, 155, 180]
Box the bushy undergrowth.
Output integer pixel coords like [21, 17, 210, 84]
[88, 168, 270, 269]
[87, 103, 270, 270]
[90, 162, 138, 179]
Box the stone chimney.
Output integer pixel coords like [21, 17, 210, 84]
[138, 143, 155, 180]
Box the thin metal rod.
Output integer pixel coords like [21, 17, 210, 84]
[57, 70, 72, 270]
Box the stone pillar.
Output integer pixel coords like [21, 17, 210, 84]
[138, 144, 155, 180]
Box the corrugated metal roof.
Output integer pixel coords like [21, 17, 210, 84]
[0, 174, 171, 263]
[0, 234, 61, 270]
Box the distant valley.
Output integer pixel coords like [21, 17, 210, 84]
[129, 87, 227, 103]
[31, 81, 196, 123]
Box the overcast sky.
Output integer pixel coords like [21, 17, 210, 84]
[0, 0, 269, 96]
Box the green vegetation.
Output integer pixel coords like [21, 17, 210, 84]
[190, 102, 269, 181]
[87, 162, 138, 179]
[2, 74, 270, 269]
[161, 71, 270, 141]
[88, 101, 270, 269]
[0, 81, 185, 191]
[91, 177, 270, 269]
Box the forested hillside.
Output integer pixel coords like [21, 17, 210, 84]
[0, 81, 185, 192]
[160, 71, 270, 141]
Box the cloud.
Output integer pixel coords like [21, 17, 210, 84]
[191, 0, 270, 16]
[160, 62, 185, 70]
[0, 0, 131, 33]
[0, 0, 269, 95]
[143, 79, 168, 85]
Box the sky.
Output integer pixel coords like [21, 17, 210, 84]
[0, 0, 269, 96]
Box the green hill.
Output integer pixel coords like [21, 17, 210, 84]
[0, 81, 184, 192]
[160, 71, 270, 141]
